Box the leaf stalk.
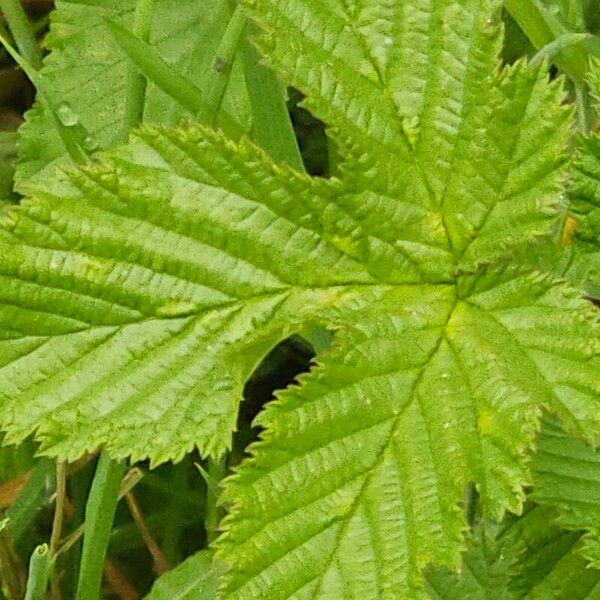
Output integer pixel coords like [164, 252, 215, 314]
[0, 0, 42, 69]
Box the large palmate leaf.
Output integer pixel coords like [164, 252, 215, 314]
[426, 506, 600, 599]
[14, 0, 251, 187]
[1, 0, 599, 596]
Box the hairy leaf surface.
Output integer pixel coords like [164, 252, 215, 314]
[0, 0, 599, 596]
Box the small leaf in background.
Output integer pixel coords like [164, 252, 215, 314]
[145, 550, 216, 600]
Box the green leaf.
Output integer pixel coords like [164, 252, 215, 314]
[427, 505, 600, 599]
[569, 133, 600, 296]
[510, 507, 600, 599]
[218, 263, 599, 598]
[531, 417, 600, 569]
[0, 0, 598, 596]
[14, 0, 252, 187]
[425, 523, 517, 600]
[145, 550, 216, 600]
[245, 0, 573, 268]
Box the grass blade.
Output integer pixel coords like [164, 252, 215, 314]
[242, 25, 303, 170]
[0, 0, 42, 69]
[106, 5, 248, 125]
[505, 0, 589, 84]
[75, 454, 125, 600]
[105, 18, 206, 115]
[203, 5, 246, 125]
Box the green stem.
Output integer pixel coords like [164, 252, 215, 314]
[242, 24, 303, 170]
[62, 461, 95, 599]
[24, 545, 53, 600]
[105, 18, 206, 115]
[505, 0, 588, 85]
[0, 0, 42, 69]
[75, 454, 125, 600]
[49, 462, 66, 555]
[48, 461, 66, 598]
[203, 5, 246, 125]
[204, 456, 227, 545]
[121, 0, 156, 139]
[464, 483, 478, 527]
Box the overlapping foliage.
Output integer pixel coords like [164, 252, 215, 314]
[0, 0, 599, 597]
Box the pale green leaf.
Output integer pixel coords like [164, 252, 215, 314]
[0, 0, 597, 596]
[145, 550, 215, 600]
[244, 0, 572, 268]
[217, 263, 600, 598]
[14, 0, 252, 187]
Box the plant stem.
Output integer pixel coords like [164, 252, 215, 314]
[204, 456, 227, 545]
[121, 0, 155, 139]
[0, 0, 42, 69]
[50, 462, 66, 555]
[48, 462, 67, 599]
[75, 454, 125, 600]
[242, 24, 303, 171]
[203, 5, 246, 126]
[24, 545, 53, 600]
[124, 491, 169, 575]
[102, 561, 138, 600]
[57, 467, 143, 559]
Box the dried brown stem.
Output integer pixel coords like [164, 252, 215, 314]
[124, 491, 170, 575]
